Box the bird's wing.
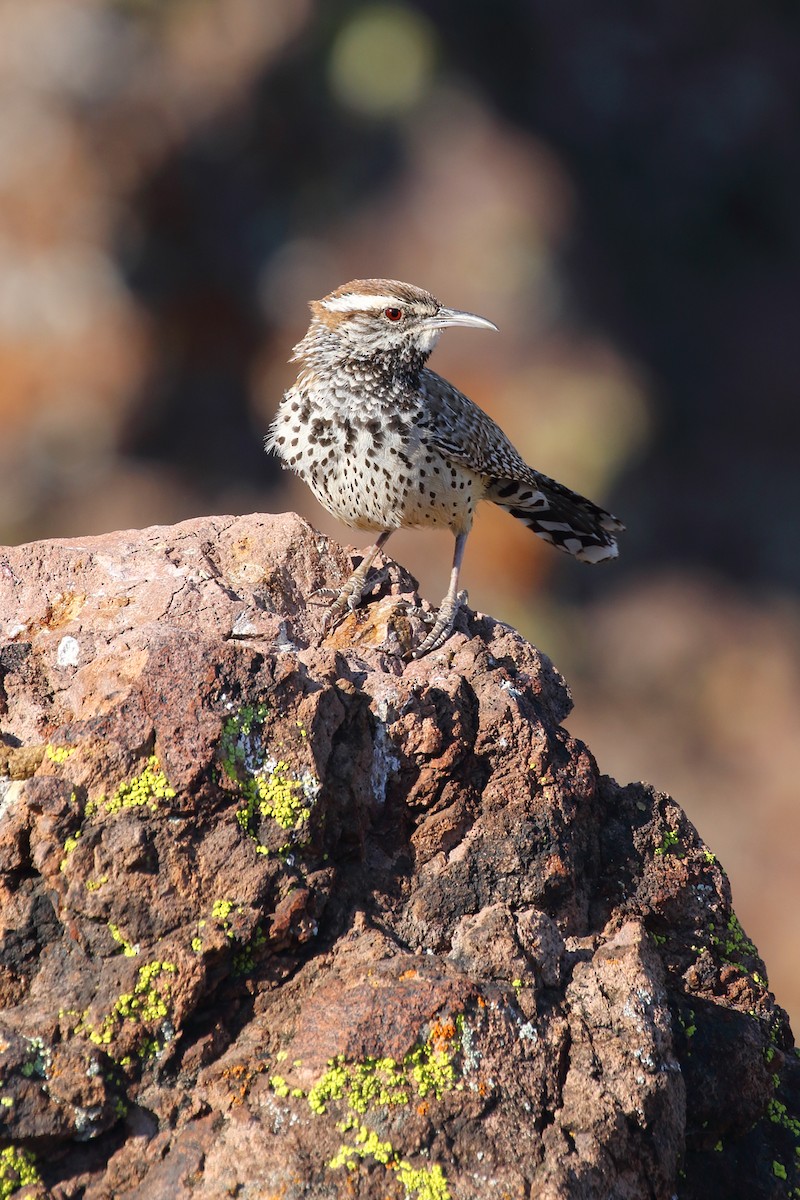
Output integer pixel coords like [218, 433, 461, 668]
[418, 370, 624, 561]
[417, 370, 532, 480]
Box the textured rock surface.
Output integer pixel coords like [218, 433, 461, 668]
[0, 512, 797, 1199]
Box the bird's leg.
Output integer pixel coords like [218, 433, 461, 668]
[412, 532, 469, 658]
[323, 530, 394, 627]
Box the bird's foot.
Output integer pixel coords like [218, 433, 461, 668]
[320, 564, 390, 630]
[411, 590, 468, 659]
[309, 587, 339, 605]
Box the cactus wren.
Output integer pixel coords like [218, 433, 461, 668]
[267, 279, 624, 657]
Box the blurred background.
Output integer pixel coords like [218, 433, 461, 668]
[0, 0, 798, 1022]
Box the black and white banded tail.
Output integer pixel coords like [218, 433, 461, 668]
[486, 475, 624, 564]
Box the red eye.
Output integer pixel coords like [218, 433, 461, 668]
[384, 307, 403, 321]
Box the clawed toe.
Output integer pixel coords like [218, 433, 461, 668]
[410, 589, 468, 659]
[316, 538, 395, 635]
[309, 587, 340, 605]
[318, 572, 371, 633]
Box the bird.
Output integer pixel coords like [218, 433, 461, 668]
[266, 278, 624, 658]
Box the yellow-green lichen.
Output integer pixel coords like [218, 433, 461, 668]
[108, 923, 139, 958]
[654, 829, 681, 856]
[20, 1037, 50, 1080]
[0, 1146, 40, 1198]
[218, 703, 319, 857]
[212, 899, 235, 927]
[138, 1036, 164, 1061]
[232, 925, 266, 977]
[330, 1123, 394, 1168]
[291, 1017, 462, 1199]
[46, 743, 75, 764]
[260, 763, 314, 830]
[327, 1127, 450, 1199]
[60, 830, 81, 871]
[102, 756, 176, 815]
[219, 703, 270, 775]
[709, 912, 761, 975]
[308, 1020, 459, 1117]
[194, 903, 265, 976]
[76, 961, 177, 1056]
[677, 1010, 696, 1042]
[234, 760, 319, 853]
[769, 1098, 800, 1139]
[86, 875, 108, 892]
[396, 1161, 451, 1200]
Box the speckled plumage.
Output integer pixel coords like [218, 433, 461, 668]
[267, 278, 624, 655]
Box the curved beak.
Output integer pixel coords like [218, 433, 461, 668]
[421, 306, 498, 333]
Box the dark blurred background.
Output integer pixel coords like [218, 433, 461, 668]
[1, 0, 798, 1021]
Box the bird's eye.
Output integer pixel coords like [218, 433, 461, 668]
[384, 307, 403, 322]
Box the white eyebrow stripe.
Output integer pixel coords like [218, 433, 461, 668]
[321, 293, 402, 313]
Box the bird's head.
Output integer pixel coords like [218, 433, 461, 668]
[296, 278, 497, 372]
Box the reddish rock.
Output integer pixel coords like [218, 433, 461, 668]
[0, 512, 795, 1198]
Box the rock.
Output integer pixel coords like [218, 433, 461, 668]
[0, 511, 796, 1199]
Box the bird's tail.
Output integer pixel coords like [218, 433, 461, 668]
[487, 474, 624, 564]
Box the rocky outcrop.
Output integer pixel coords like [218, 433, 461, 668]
[0, 512, 796, 1199]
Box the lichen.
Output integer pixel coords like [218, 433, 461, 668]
[46, 743, 75, 764]
[64, 758, 176, 855]
[708, 912, 762, 978]
[327, 1128, 451, 1199]
[74, 961, 177, 1058]
[654, 828, 681, 856]
[60, 830, 81, 871]
[219, 703, 270, 777]
[20, 1036, 50, 1080]
[211, 899, 235, 926]
[218, 702, 319, 857]
[193, 902, 266, 976]
[102, 756, 176, 814]
[288, 1016, 462, 1198]
[395, 1161, 451, 1200]
[0, 1146, 40, 1198]
[108, 923, 139, 958]
[330, 1124, 394, 1168]
[232, 926, 266, 977]
[769, 1098, 800, 1140]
